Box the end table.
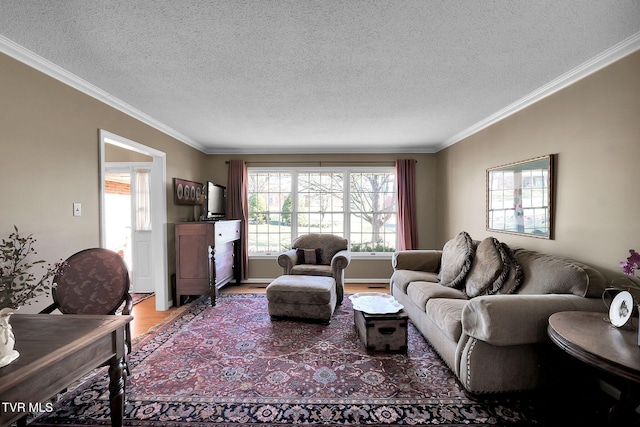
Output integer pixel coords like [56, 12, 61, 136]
[548, 311, 640, 426]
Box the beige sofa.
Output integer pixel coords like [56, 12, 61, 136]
[390, 231, 607, 395]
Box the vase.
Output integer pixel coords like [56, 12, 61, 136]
[0, 307, 19, 367]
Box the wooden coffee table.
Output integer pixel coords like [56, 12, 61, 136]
[548, 311, 640, 425]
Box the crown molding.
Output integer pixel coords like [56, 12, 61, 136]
[0, 35, 206, 153]
[2, 31, 638, 156]
[437, 31, 640, 152]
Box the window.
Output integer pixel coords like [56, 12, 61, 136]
[248, 167, 396, 255]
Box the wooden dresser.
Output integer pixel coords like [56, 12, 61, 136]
[174, 220, 241, 306]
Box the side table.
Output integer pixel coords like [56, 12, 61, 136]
[548, 311, 640, 426]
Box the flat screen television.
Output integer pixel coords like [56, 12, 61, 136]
[204, 181, 226, 220]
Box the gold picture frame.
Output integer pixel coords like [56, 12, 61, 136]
[486, 155, 555, 239]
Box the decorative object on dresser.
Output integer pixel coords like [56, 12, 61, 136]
[174, 220, 241, 307]
[172, 178, 203, 205]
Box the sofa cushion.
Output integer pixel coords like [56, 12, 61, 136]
[391, 269, 439, 293]
[438, 231, 475, 289]
[425, 298, 467, 342]
[392, 250, 441, 272]
[464, 237, 509, 297]
[290, 264, 333, 277]
[406, 281, 467, 311]
[513, 249, 606, 297]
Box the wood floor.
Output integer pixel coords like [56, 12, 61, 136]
[129, 282, 389, 340]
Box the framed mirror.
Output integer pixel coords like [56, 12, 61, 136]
[486, 155, 554, 239]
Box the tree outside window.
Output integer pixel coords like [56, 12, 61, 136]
[247, 168, 396, 255]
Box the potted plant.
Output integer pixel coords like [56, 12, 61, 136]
[0, 226, 65, 367]
[617, 249, 640, 296]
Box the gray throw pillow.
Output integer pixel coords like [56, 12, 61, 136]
[438, 231, 474, 289]
[464, 237, 509, 298]
[497, 243, 523, 294]
[296, 248, 322, 265]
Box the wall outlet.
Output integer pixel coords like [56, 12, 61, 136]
[73, 202, 82, 217]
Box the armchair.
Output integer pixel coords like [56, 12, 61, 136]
[277, 233, 351, 303]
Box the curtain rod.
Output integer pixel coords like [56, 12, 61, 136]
[225, 160, 415, 165]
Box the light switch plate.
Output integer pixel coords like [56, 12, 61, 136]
[73, 202, 82, 217]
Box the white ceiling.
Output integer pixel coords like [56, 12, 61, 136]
[1, 1, 639, 154]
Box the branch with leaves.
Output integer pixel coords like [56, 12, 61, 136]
[0, 227, 66, 310]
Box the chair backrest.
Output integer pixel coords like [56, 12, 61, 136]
[292, 234, 348, 265]
[51, 248, 131, 315]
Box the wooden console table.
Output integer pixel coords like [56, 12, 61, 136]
[0, 314, 132, 427]
[548, 311, 640, 425]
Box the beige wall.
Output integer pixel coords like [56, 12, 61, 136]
[4, 46, 637, 306]
[205, 153, 437, 281]
[436, 50, 640, 281]
[0, 52, 209, 312]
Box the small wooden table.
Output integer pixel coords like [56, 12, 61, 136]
[548, 311, 640, 425]
[0, 314, 132, 427]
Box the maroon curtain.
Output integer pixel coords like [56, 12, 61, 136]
[396, 159, 418, 250]
[226, 160, 249, 280]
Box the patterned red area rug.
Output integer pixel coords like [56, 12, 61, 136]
[32, 294, 540, 426]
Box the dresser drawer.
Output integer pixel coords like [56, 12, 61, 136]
[215, 220, 241, 243]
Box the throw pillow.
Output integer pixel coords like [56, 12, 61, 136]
[497, 243, 524, 294]
[296, 248, 322, 265]
[438, 231, 475, 289]
[464, 237, 509, 298]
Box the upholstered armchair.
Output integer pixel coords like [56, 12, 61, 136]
[277, 233, 351, 303]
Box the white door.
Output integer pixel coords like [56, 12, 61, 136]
[104, 164, 155, 293]
[131, 166, 154, 292]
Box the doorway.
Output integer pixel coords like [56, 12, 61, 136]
[99, 130, 170, 311]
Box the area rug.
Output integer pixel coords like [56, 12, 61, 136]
[115, 293, 153, 314]
[130, 292, 153, 306]
[32, 294, 540, 426]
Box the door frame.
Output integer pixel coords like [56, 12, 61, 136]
[99, 130, 171, 311]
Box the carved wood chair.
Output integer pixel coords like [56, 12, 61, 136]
[40, 248, 133, 373]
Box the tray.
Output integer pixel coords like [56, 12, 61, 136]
[349, 292, 404, 314]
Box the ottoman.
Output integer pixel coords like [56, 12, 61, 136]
[266, 275, 337, 323]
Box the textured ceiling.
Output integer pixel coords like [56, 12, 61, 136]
[0, 0, 639, 154]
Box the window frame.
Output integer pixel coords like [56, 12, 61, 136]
[247, 166, 397, 258]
